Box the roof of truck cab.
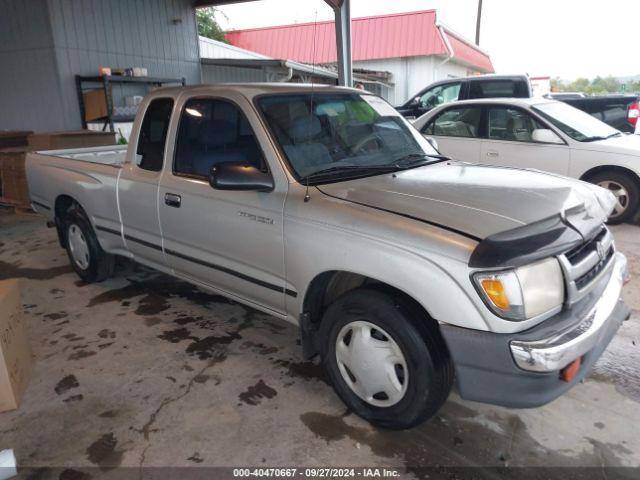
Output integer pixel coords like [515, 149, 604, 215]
[146, 83, 363, 98]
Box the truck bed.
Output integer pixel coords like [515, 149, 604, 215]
[37, 144, 128, 166]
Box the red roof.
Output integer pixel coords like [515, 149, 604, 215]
[225, 10, 494, 73]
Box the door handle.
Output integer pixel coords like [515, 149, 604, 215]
[486, 150, 499, 158]
[164, 193, 181, 208]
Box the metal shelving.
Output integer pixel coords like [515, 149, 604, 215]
[75, 75, 185, 132]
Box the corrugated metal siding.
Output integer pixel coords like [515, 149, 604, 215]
[201, 64, 265, 83]
[225, 10, 450, 64]
[49, 0, 202, 130]
[444, 31, 494, 73]
[0, 0, 202, 132]
[199, 36, 269, 60]
[0, 0, 63, 131]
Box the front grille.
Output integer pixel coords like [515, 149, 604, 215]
[566, 228, 607, 265]
[575, 248, 614, 290]
[557, 226, 615, 305]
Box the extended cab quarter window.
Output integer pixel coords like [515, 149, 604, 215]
[174, 98, 263, 178]
[136, 98, 174, 172]
[488, 107, 545, 142]
[424, 107, 482, 138]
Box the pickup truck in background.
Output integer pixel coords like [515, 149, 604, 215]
[396, 74, 532, 119]
[562, 95, 640, 133]
[26, 84, 629, 429]
[549, 94, 640, 133]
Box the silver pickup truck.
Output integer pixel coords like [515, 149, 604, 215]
[26, 84, 630, 429]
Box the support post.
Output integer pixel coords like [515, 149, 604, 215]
[326, 0, 352, 87]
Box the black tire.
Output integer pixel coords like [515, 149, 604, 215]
[319, 288, 453, 429]
[586, 171, 640, 224]
[62, 205, 115, 283]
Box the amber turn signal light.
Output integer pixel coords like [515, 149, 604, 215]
[480, 278, 510, 310]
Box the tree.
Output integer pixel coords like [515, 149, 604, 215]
[196, 7, 227, 43]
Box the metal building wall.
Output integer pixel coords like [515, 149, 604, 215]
[0, 0, 63, 131]
[0, 0, 202, 132]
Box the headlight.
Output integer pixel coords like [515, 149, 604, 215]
[473, 258, 564, 321]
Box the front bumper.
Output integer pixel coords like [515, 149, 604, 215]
[440, 252, 630, 408]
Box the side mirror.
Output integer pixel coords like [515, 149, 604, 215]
[531, 129, 563, 144]
[209, 162, 274, 192]
[422, 134, 439, 151]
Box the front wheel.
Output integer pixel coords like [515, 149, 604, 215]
[320, 288, 453, 429]
[587, 171, 640, 224]
[63, 206, 115, 283]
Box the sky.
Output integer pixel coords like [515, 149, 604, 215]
[215, 0, 640, 80]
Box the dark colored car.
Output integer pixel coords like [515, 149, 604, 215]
[554, 95, 640, 133]
[396, 74, 532, 118]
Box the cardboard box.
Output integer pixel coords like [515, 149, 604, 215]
[0, 279, 32, 413]
[0, 149, 31, 208]
[82, 88, 109, 122]
[28, 131, 116, 150]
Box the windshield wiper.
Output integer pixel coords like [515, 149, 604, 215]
[300, 164, 398, 184]
[582, 132, 622, 142]
[390, 152, 450, 168]
[299, 153, 451, 184]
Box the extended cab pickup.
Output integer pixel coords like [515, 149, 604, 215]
[27, 84, 629, 429]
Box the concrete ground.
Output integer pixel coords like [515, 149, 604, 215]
[0, 209, 639, 479]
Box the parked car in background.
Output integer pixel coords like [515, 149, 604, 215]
[396, 74, 532, 119]
[25, 84, 628, 429]
[413, 98, 640, 223]
[550, 94, 640, 133]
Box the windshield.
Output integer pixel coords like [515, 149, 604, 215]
[257, 93, 440, 182]
[532, 101, 620, 142]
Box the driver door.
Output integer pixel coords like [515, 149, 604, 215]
[158, 93, 288, 315]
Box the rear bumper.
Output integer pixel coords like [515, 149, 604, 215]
[441, 252, 630, 408]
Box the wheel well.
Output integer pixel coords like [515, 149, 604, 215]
[580, 165, 640, 186]
[53, 195, 78, 247]
[300, 271, 436, 359]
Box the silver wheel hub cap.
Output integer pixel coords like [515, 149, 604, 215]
[598, 180, 629, 218]
[68, 224, 90, 270]
[335, 321, 408, 407]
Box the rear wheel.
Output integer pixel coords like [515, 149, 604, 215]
[63, 206, 115, 283]
[320, 288, 453, 429]
[586, 171, 640, 224]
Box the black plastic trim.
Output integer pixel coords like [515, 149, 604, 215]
[95, 225, 121, 237]
[317, 187, 481, 242]
[469, 213, 584, 269]
[165, 248, 296, 297]
[124, 234, 163, 252]
[32, 201, 51, 211]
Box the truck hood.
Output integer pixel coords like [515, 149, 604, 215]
[574, 133, 640, 156]
[317, 162, 615, 240]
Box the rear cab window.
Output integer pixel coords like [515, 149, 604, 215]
[468, 80, 529, 99]
[136, 98, 174, 172]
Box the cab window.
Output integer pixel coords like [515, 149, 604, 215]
[419, 83, 462, 109]
[424, 106, 482, 138]
[136, 98, 174, 172]
[487, 107, 546, 142]
[173, 98, 264, 178]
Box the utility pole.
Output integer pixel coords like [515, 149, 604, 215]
[475, 0, 483, 45]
